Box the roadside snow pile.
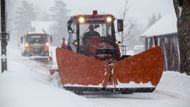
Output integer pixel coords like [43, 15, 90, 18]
[157, 71, 190, 99]
[154, 71, 190, 107]
[0, 70, 97, 107]
[0, 45, 102, 107]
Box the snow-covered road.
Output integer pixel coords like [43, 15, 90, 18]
[0, 44, 190, 107]
[89, 72, 190, 107]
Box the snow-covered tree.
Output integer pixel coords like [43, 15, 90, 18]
[123, 19, 145, 48]
[34, 5, 50, 21]
[146, 13, 161, 29]
[6, 0, 21, 41]
[120, 0, 145, 49]
[173, 0, 190, 75]
[49, 0, 69, 46]
[14, 1, 36, 37]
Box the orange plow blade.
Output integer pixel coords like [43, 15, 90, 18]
[56, 48, 109, 86]
[56, 47, 164, 93]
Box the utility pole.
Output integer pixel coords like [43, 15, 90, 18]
[1, 0, 8, 73]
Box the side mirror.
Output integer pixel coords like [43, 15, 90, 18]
[21, 37, 23, 43]
[67, 20, 74, 33]
[117, 19, 123, 32]
[68, 25, 74, 33]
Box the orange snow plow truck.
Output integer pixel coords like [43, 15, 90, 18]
[56, 11, 164, 94]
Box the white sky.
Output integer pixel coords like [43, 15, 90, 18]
[29, 0, 174, 25]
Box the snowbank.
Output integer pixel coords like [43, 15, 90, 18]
[157, 71, 190, 100]
[0, 44, 101, 107]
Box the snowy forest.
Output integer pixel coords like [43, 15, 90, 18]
[0, 0, 190, 107]
[6, 0, 163, 47]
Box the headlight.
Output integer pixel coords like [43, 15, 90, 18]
[72, 40, 78, 46]
[24, 43, 29, 47]
[65, 40, 68, 44]
[78, 17, 85, 23]
[106, 17, 112, 23]
[45, 42, 49, 46]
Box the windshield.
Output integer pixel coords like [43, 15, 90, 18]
[80, 23, 112, 37]
[79, 23, 113, 45]
[26, 34, 48, 43]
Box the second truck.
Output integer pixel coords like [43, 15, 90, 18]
[20, 32, 52, 62]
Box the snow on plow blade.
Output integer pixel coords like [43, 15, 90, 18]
[56, 47, 164, 93]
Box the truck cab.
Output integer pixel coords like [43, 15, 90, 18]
[66, 10, 123, 60]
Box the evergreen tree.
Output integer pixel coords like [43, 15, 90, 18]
[121, 0, 144, 49]
[6, 0, 26, 42]
[14, 1, 36, 37]
[49, 0, 69, 46]
[33, 5, 50, 21]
